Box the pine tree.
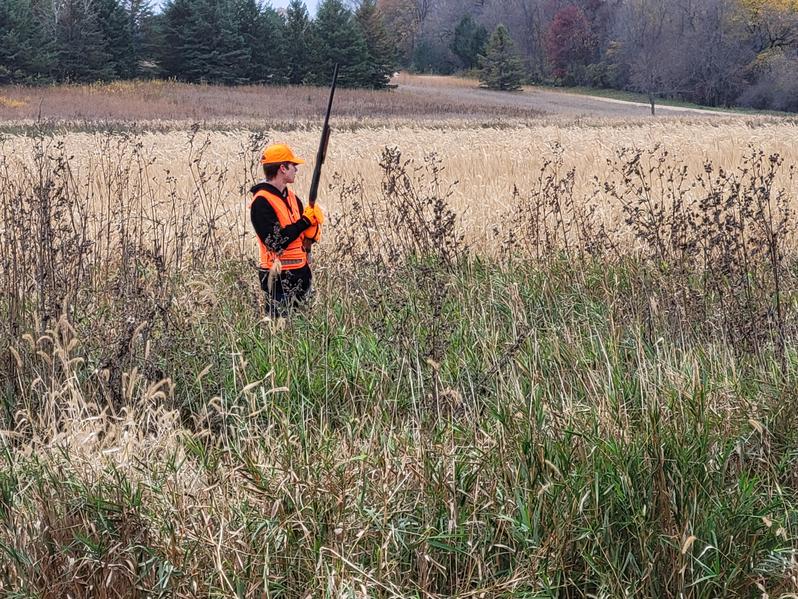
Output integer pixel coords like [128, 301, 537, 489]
[450, 14, 488, 70]
[54, 0, 115, 82]
[261, 6, 289, 83]
[355, 0, 397, 89]
[161, 0, 249, 84]
[309, 0, 370, 87]
[478, 24, 524, 91]
[95, 0, 136, 78]
[235, 0, 287, 84]
[160, 0, 192, 78]
[285, 0, 311, 84]
[123, 0, 158, 77]
[209, 0, 250, 83]
[0, 0, 54, 82]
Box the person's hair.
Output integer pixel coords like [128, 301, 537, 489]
[263, 161, 292, 180]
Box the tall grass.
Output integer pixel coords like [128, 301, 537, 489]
[0, 124, 797, 597]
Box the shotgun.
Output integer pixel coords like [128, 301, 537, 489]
[308, 63, 339, 208]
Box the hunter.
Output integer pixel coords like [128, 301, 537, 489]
[249, 143, 324, 318]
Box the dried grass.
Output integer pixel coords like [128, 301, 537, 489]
[1, 118, 796, 253]
[0, 76, 545, 123]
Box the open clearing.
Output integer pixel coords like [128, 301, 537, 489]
[0, 73, 757, 123]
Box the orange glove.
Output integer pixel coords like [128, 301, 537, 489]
[303, 205, 324, 227]
[304, 224, 322, 242]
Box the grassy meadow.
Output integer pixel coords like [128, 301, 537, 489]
[1, 80, 798, 597]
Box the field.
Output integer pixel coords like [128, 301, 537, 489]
[1, 77, 798, 597]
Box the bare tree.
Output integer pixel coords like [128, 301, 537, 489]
[378, 0, 421, 63]
[616, 0, 683, 114]
[684, 0, 752, 105]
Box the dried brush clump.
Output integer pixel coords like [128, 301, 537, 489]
[604, 145, 796, 360]
[500, 143, 797, 361]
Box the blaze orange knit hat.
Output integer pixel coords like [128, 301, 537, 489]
[260, 143, 305, 165]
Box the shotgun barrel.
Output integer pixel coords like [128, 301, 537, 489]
[308, 63, 339, 207]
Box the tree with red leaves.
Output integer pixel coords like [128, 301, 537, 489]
[544, 5, 596, 81]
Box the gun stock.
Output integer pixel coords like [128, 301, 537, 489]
[308, 64, 339, 207]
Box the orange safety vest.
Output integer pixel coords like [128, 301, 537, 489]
[250, 187, 308, 270]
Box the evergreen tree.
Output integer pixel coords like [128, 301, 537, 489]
[235, 0, 287, 84]
[123, 0, 158, 77]
[355, 0, 397, 88]
[412, 37, 454, 74]
[285, 0, 311, 84]
[160, 0, 216, 82]
[261, 6, 290, 83]
[478, 24, 524, 91]
[161, 0, 249, 84]
[0, 0, 54, 82]
[203, 0, 250, 83]
[54, 0, 115, 82]
[159, 0, 191, 78]
[449, 14, 488, 70]
[95, 0, 136, 78]
[309, 0, 370, 87]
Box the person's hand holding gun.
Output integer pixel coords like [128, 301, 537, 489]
[302, 205, 324, 249]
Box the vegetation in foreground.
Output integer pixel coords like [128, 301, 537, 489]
[0, 133, 797, 597]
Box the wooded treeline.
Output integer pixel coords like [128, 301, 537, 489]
[0, 0, 396, 88]
[388, 0, 798, 110]
[2, 0, 797, 110]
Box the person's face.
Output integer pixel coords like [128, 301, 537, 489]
[281, 162, 298, 184]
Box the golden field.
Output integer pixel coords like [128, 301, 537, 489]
[2, 116, 798, 256]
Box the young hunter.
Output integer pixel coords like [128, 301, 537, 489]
[249, 143, 325, 318]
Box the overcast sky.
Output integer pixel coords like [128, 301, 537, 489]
[272, 0, 319, 12]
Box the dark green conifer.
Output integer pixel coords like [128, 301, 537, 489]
[123, 0, 158, 77]
[161, 0, 249, 84]
[355, 0, 397, 89]
[450, 14, 488, 70]
[309, 0, 370, 88]
[205, 0, 250, 83]
[478, 24, 524, 91]
[285, 0, 311, 84]
[54, 0, 115, 82]
[160, 0, 192, 79]
[95, 0, 136, 78]
[0, 0, 54, 82]
[235, 0, 287, 84]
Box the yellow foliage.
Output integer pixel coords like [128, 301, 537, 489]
[87, 81, 137, 94]
[740, 0, 798, 13]
[0, 95, 26, 109]
[81, 80, 169, 96]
